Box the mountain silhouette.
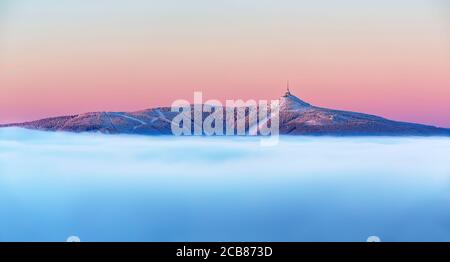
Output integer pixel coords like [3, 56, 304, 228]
[2, 90, 449, 136]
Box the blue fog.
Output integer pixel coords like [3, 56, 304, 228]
[1, 127, 450, 242]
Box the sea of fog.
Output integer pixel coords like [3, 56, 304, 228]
[1, 127, 450, 242]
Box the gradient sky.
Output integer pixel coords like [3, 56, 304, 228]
[0, 0, 449, 127]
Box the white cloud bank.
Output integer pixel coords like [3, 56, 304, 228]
[1, 127, 450, 241]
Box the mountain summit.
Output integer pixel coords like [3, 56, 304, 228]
[280, 88, 311, 111]
[1, 89, 449, 136]
[278, 90, 449, 135]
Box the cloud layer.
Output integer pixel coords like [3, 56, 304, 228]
[1, 128, 450, 241]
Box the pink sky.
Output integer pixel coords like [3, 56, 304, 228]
[1, 0, 449, 127]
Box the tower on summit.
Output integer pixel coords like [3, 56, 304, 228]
[284, 81, 291, 97]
